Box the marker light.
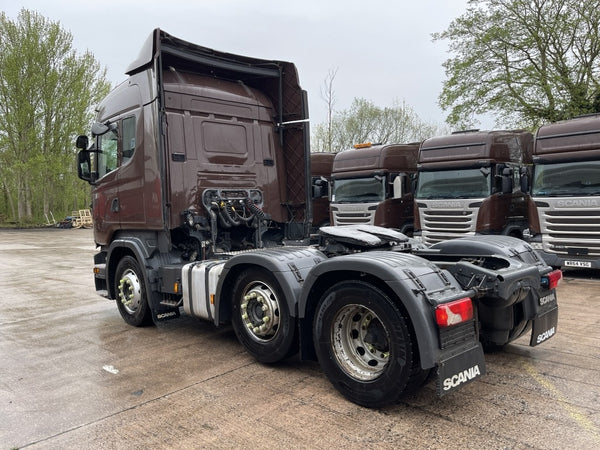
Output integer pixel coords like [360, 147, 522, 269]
[435, 297, 473, 327]
[541, 269, 562, 290]
[354, 142, 372, 149]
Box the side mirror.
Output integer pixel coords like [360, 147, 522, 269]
[312, 177, 329, 198]
[502, 167, 513, 194]
[75, 135, 89, 150]
[77, 150, 93, 183]
[312, 185, 324, 199]
[519, 167, 529, 192]
[392, 174, 406, 199]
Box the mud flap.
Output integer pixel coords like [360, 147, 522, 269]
[436, 343, 486, 396]
[148, 286, 181, 323]
[530, 306, 558, 346]
[152, 307, 180, 323]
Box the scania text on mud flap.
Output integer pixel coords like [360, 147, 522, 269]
[75, 29, 559, 408]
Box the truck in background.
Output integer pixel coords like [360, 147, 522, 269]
[525, 114, 600, 269]
[330, 143, 419, 235]
[75, 29, 561, 408]
[414, 130, 532, 245]
[310, 152, 334, 229]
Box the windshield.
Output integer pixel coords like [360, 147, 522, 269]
[416, 168, 491, 199]
[532, 161, 600, 196]
[332, 177, 385, 203]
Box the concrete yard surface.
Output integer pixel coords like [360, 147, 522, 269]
[1, 229, 599, 449]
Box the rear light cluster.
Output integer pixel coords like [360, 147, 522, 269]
[435, 297, 473, 327]
[541, 269, 562, 290]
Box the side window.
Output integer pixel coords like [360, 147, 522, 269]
[96, 127, 118, 178]
[93, 115, 136, 179]
[122, 116, 136, 164]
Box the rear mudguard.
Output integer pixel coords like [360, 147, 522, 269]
[418, 235, 559, 346]
[298, 250, 480, 369]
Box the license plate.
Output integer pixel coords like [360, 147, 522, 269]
[530, 306, 558, 346]
[564, 260, 592, 268]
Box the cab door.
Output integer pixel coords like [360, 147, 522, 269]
[91, 125, 120, 246]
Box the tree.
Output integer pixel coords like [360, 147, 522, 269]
[434, 0, 600, 128]
[0, 9, 110, 224]
[311, 98, 447, 153]
[320, 67, 338, 153]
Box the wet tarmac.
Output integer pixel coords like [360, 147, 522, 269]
[1, 228, 599, 449]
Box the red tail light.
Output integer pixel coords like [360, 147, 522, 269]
[435, 297, 473, 327]
[541, 269, 562, 290]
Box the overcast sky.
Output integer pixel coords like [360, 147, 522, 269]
[1, 0, 474, 130]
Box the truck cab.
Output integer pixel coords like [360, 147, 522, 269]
[329, 143, 418, 235]
[414, 130, 532, 245]
[525, 114, 600, 269]
[77, 29, 310, 257]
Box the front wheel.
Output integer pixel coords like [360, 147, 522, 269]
[313, 280, 421, 408]
[231, 268, 297, 363]
[114, 255, 152, 327]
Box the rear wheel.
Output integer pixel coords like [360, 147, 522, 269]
[231, 268, 297, 363]
[114, 256, 152, 327]
[313, 280, 423, 408]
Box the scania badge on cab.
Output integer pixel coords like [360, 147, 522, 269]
[75, 29, 561, 408]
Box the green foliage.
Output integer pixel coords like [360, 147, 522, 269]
[311, 98, 448, 153]
[0, 9, 111, 225]
[434, 0, 600, 128]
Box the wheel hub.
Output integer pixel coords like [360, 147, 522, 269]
[118, 269, 142, 314]
[332, 304, 390, 381]
[240, 283, 280, 342]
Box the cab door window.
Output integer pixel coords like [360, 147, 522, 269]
[93, 116, 136, 179]
[122, 116, 136, 164]
[96, 127, 118, 178]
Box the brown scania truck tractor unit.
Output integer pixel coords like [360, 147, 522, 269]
[76, 29, 561, 407]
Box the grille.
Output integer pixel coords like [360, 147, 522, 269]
[538, 206, 600, 257]
[421, 208, 475, 245]
[331, 204, 377, 225]
[439, 320, 478, 350]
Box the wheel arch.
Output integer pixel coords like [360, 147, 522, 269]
[216, 262, 293, 327]
[214, 248, 324, 327]
[105, 238, 151, 300]
[298, 254, 442, 368]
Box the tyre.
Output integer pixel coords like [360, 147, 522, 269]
[114, 255, 153, 327]
[313, 280, 422, 408]
[231, 268, 297, 363]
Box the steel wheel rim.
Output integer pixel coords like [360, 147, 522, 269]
[240, 281, 281, 343]
[118, 269, 142, 315]
[331, 304, 390, 381]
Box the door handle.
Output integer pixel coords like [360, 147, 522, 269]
[111, 198, 119, 213]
